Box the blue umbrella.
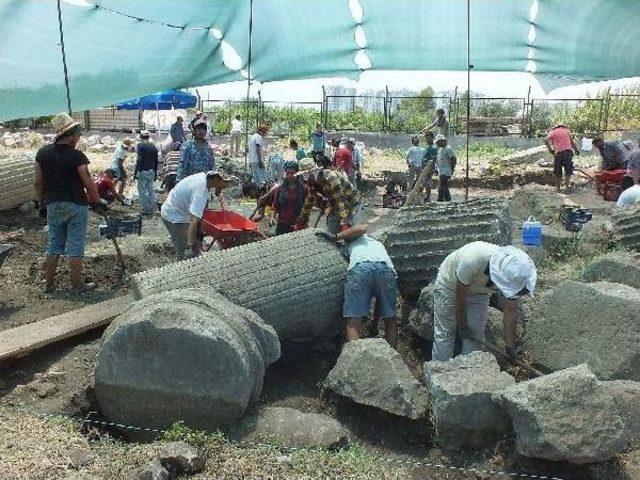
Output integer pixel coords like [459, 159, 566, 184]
[115, 89, 196, 110]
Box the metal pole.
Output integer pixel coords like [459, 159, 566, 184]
[56, 0, 72, 114]
[243, 0, 254, 171]
[465, 0, 471, 201]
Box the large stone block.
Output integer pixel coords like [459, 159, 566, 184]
[132, 229, 348, 344]
[324, 339, 428, 419]
[385, 198, 512, 298]
[524, 281, 640, 380]
[582, 252, 640, 289]
[496, 364, 631, 464]
[236, 407, 348, 449]
[95, 289, 280, 431]
[424, 352, 514, 449]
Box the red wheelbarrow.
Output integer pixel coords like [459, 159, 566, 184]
[201, 209, 266, 250]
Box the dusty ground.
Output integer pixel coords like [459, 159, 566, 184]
[0, 138, 634, 480]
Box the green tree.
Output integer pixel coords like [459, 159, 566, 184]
[391, 87, 436, 132]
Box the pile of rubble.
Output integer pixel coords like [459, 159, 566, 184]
[1, 131, 51, 149]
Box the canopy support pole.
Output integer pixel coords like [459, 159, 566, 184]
[243, 0, 255, 171]
[464, 0, 471, 201]
[56, 0, 72, 115]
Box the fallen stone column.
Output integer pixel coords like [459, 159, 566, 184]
[385, 198, 512, 297]
[95, 288, 280, 431]
[0, 154, 36, 211]
[609, 205, 640, 251]
[132, 229, 348, 344]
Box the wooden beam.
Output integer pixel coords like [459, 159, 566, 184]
[0, 294, 133, 361]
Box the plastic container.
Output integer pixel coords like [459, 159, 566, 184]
[562, 207, 593, 232]
[522, 216, 542, 246]
[98, 215, 143, 238]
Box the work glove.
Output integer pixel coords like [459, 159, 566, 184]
[314, 230, 337, 243]
[458, 325, 474, 339]
[506, 346, 518, 362]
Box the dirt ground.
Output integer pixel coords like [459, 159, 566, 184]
[0, 139, 635, 479]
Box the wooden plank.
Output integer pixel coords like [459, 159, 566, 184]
[0, 294, 133, 361]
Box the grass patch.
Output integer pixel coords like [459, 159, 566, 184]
[0, 408, 411, 479]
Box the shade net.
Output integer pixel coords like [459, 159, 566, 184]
[1, 0, 640, 121]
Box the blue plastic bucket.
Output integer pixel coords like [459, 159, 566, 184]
[522, 216, 542, 246]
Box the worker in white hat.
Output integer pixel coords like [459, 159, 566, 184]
[431, 241, 536, 362]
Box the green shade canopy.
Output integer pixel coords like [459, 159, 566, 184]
[1, 0, 640, 121]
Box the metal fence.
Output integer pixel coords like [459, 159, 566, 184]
[526, 97, 606, 138]
[322, 95, 386, 132]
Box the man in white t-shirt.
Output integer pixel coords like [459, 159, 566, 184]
[160, 170, 231, 260]
[616, 184, 640, 208]
[432, 241, 536, 362]
[230, 115, 243, 158]
[249, 124, 269, 186]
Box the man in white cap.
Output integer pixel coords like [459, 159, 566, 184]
[161, 170, 232, 260]
[431, 241, 536, 362]
[34, 112, 104, 294]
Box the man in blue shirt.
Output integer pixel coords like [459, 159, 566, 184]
[177, 119, 214, 182]
[170, 116, 185, 146]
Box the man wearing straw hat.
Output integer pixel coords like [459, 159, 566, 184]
[34, 113, 104, 294]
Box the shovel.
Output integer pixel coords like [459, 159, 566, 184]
[471, 335, 544, 378]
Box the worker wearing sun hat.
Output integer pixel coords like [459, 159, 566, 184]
[35, 113, 104, 294]
[431, 241, 536, 362]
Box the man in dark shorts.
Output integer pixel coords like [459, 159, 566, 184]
[545, 124, 580, 192]
[34, 112, 104, 294]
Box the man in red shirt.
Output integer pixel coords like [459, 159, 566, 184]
[544, 124, 580, 192]
[94, 168, 124, 205]
[333, 140, 353, 177]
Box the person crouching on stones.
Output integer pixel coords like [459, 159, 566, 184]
[316, 224, 398, 349]
[270, 161, 306, 235]
[431, 241, 536, 362]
